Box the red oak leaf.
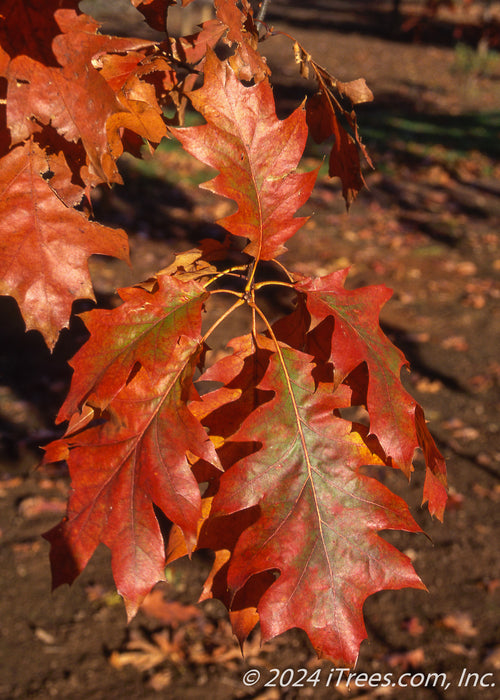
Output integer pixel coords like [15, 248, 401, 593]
[57, 274, 211, 420]
[207, 336, 425, 664]
[44, 275, 221, 617]
[214, 0, 269, 82]
[293, 42, 373, 209]
[173, 49, 317, 261]
[5, 10, 154, 184]
[306, 90, 367, 209]
[166, 496, 271, 646]
[44, 361, 213, 619]
[169, 20, 227, 66]
[0, 140, 128, 348]
[97, 51, 147, 93]
[297, 269, 447, 518]
[106, 76, 168, 159]
[132, 0, 174, 32]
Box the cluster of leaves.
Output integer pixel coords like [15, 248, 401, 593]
[1, 0, 447, 665]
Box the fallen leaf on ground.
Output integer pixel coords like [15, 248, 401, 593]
[12, 540, 42, 556]
[414, 377, 443, 393]
[148, 670, 173, 691]
[472, 484, 500, 502]
[486, 645, 500, 669]
[385, 647, 425, 670]
[439, 612, 478, 637]
[139, 587, 202, 626]
[18, 496, 67, 519]
[402, 616, 425, 636]
[440, 335, 469, 351]
[445, 489, 465, 510]
[34, 628, 56, 645]
[445, 642, 476, 657]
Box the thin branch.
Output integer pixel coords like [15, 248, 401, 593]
[272, 258, 295, 283]
[203, 265, 249, 288]
[244, 258, 259, 294]
[208, 288, 245, 298]
[256, 0, 271, 23]
[201, 297, 245, 344]
[254, 280, 295, 292]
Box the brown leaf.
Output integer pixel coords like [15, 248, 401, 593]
[109, 632, 172, 671]
[306, 91, 366, 208]
[292, 40, 373, 208]
[402, 616, 425, 636]
[386, 647, 425, 670]
[486, 645, 500, 669]
[215, 0, 270, 83]
[106, 76, 168, 159]
[440, 335, 469, 351]
[140, 588, 202, 626]
[18, 495, 67, 520]
[440, 612, 478, 637]
[445, 643, 476, 657]
[337, 78, 374, 105]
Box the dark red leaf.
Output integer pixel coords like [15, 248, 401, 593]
[0, 0, 80, 65]
[306, 91, 365, 208]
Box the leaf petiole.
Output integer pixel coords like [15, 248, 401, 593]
[203, 265, 249, 288]
[201, 296, 245, 344]
[254, 280, 295, 292]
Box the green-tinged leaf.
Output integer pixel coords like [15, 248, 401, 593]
[57, 273, 208, 421]
[203, 335, 425, 664]
[45, 357, 218, 619]
[296, 270, 448, 520]
[43, 274, 221, 616]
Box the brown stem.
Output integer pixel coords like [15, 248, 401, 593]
[256, 0, 271, 23]
[201, 297, 245, 344]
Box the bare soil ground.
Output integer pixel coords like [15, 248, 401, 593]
[1, 2, 499, 698]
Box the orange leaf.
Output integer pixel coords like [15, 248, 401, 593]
[0, 141, 128, 348]
[174, 49, 317, 260]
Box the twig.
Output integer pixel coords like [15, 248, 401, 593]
[256, 0, 271, 23]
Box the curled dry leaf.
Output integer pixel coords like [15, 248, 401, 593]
[293, 39, 373, 208]
[215, 0, 270, 82]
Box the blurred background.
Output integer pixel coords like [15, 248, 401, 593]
[0, 1, 499, 698]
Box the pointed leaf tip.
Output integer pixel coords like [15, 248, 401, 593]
[174, 49, 317, 261]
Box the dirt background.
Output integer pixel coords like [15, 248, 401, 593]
[0, 1, 499, 698]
